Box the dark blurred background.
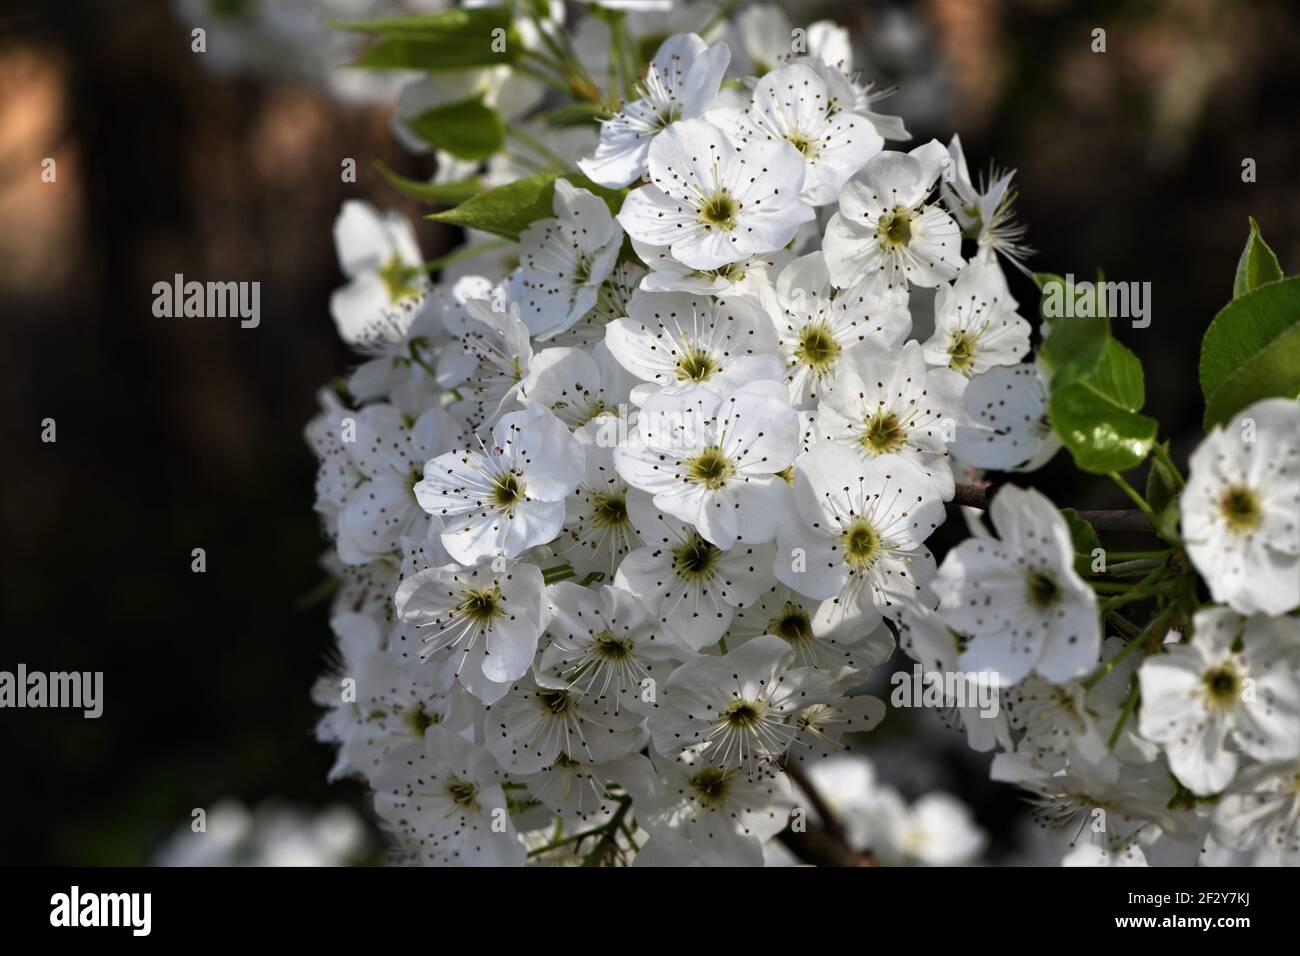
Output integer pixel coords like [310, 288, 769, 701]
[2, 0, 1296, 864]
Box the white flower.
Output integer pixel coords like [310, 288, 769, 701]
[623, 748, 795, 866]
[650, 634, 834, 769]
[507, 180, 623, 340]
[823, 140, 963, 291]
[895, 607, 1013, 753]
[553, 420, 655, 581]
[579, 33, 731, 189]
[445, 296, 534, 432]
[817, 339, 967, 499]
[519, 752, 655, 826]
[336, 404, 465, 566]
[539, 582, 691, 717]
[865, 789, 986, 866]
[708, 62, 882, 205]
[548, 259, 647, 350]
[776, 443, 945, 635]
[329, 200, 426, 345]
[769, 251, 911, 407]
[519, 343, 632, 429]
[615, 504, 776, 650]
[616, 118, 814, 271]
[343, 293, 444, 406]
[1137, 608, 1300, 796]
[941, 134, 1033, 272]
[729, 581, 895, 675]
[393, 558, 547, 705]
[949, 361, 1061, 472]
[921, 253, 1030, 377]
[932, 485, 1100, 686]
[614, 382, 800, 548]
[604, 290, 784, 401]
[1211, 759, 1300, 865]
[483, 672, 644, 774]
[415, 406, 584, 565]
[1181, 397, 1300, 616]
[371, 727, 524, 866]
[634, 239, 791, 300]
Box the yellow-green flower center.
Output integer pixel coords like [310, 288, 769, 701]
[459, 586, 503, 624]
[841, 518, 881, 568]
[699, 191, 739, 231]
[769, 602, 814, 647]
[675, 345, 718, 383]
[878, 207, 913, 248]
[672, 533, 720, 582]
[378, 253, 423, 302]
[1219, 485, 1263, 534]
[689, 766, 732, 806]
[861, 410, 906, 455]
[1203, 664, 1242, 706]
[591, 490, 629, 528]
[491, 472, 526, 511]
[948, 331, 978, 373]
[684, 445, 734, 490]
[1025, 571, 1060, 609]
[796, 322, 842, 373]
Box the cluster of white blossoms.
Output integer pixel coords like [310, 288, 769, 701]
[306, 2, 1300, 866]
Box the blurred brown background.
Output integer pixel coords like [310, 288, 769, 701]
[1, 0, 1296, 864]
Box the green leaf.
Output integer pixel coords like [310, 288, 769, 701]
[375, 161, 483, 206]
[1089, 339, 1145, 411]
[429, 171, 625, 241]
[1232, 216, 1283, 299]
[1049, 385, 1158, 473]
[1039, 312, 1110, 388]
[1060, 507, 1101, 575]
[344, 8, 519, 71]
[1199, 276, 1300, 428]
[541, 103, 612, 128]
[1145, 442, 1182, 541]
[402, 96, 504, 160]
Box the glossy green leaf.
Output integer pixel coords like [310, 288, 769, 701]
[428, 171, 624, 241]
[374, 161, 483, 206]
[402, 96, 504, 160]
[1232, 216, 1283, 299]
[344, 8, 519, 71]
[1199, 276, 1300, 428]
[1049, 384, 1158, 473]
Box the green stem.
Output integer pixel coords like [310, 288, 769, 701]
[1107, 674, 1141, 749]
[507, 125, 573, 172]
[1109, 471, 1160, 528]
[1153, 444, 1186, 489]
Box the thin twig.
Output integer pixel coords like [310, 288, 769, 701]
[953, 482, 1154, 532]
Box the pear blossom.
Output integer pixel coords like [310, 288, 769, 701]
[823, 140, 964, 291]
[922, 254, 1031, 377]
[769, 251, 912, 407]
[776, 442, 945, 635]
[371, 727, 524, 866]
[816, 339, 967, 499]
[1137, 608, 1300, 796]
[414, 405, 584, 565]
[330, 200, 427, 346]
[941, 134, 1034, 272]
[949, 361, 1061, 472]
[1181, 397, 1300, 616]
[615, 504, 776, 650]
[604, 290, 784, 400]
[507, 180, 623, 340]
[579, 33, 731, 189]
[708, 61, 882, 205]
[613, 382, 800, 548]
[616, 118, 814, 271]
[393, 558, 548, 705]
